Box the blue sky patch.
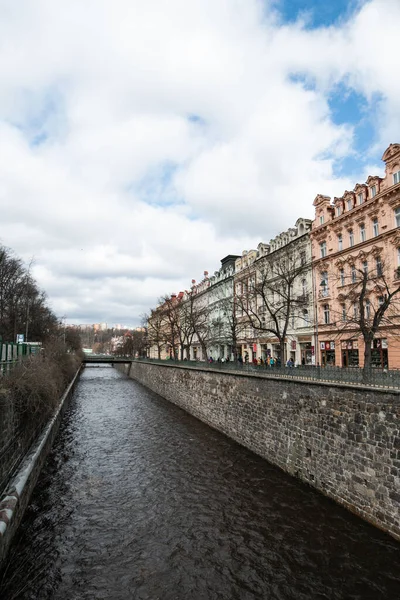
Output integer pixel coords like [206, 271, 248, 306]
[273, 0, 367, 29]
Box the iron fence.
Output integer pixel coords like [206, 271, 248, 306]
[136, 358, 400, 390]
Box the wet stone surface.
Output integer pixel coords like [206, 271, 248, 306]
[0, 366, 400, 599]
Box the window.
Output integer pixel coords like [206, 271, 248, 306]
[395, 207, 400, 228]
[351, 264, 357, 283]
[360, 224, 366, 242]
[365, 299, 371, 319]
[340, 269, 345, 286]
[357, 193, 363, 205]
[398, 247, 400, 266]
[302, 279, 307, 296]
[378, 296, 384, 307]
[323, 304, 330, 324]
[319, 215, 324, 225]
[347, 199, 353, 211]
[373, 218, 379, 237]
[394, 170, 400, 185]
[363, 260, 368, 275]
[321, 271, 328, 296]
[320, 241, 327, 257]
[353, 304, 358, 319]
[300, 251, 306, 265]
[370, 185, 377, 198]
[341, 304, 346, 321]
[349, 230, 354, 247]
[376, 257, 383, 277]
[338, 234, 343, 251]
[336, 205, 342, 217]
[303, 309, 309, 325]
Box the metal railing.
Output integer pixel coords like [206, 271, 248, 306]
[136, 358, 400, 390]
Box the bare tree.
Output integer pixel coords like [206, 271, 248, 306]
[236, 244, 309, 362]
[159, 294, 183, 360]
[0, 245, 58, 343]
[209, 295, 245, 360]
[143, 309, 166, 359]
[332, 253, 400, 371]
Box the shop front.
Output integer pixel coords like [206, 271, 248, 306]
[371, 338, 388, 369]
[299, 341, 313, 365]
[341, 340, 359, 367]
[320, 340, 335, 366]
[289, 340, 296, 364]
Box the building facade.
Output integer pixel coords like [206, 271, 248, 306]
[310, 143, 400, 368]
[234, 219, 315, 365]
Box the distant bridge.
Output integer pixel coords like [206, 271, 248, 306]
[82, 355, 132, 364]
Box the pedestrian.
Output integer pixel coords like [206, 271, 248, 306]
[238, 355, 243, 365]
[270, 357, 274, 367]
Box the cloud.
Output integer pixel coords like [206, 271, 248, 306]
[0, 0, 399, 326]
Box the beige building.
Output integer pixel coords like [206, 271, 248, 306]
[234, 219, 315, 365]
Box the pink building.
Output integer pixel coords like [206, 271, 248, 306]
[310, 143, 400, 368]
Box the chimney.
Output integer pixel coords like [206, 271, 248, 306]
[204, 270, 209, 277]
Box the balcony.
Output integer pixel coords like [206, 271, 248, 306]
[318, 288, 330, 300]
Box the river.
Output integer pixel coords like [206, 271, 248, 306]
[1, 366, 399, 599]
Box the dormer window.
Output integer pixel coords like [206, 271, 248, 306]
[347, 199, 353, 211]
[319, 215, 324, 225]
[336, 205, 342, 217]
[370, 185, 377, 198]
[394, 170, 400, 185]
[357, 193, 363, 204]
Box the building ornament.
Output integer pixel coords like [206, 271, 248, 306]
[382, 143, 400, 162]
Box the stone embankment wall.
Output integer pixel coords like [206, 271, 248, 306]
[121, 361, 400, 541]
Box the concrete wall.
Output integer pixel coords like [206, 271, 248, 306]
[121, 361, 400, 541]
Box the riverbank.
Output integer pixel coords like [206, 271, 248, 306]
[0, 365, 82, 565]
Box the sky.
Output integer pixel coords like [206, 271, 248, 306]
[0, 0, 399, 327]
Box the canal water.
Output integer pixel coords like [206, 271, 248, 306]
[1, 367, 399, 600]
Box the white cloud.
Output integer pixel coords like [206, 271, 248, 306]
[0, 0, 399, 325]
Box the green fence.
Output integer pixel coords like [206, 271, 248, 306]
[0, 342, 41, 376]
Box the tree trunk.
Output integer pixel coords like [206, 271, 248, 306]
[363, 335, 373, 377]
[280, 339, 286, 366]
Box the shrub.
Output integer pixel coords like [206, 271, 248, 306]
[2, 341, 81, 426]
